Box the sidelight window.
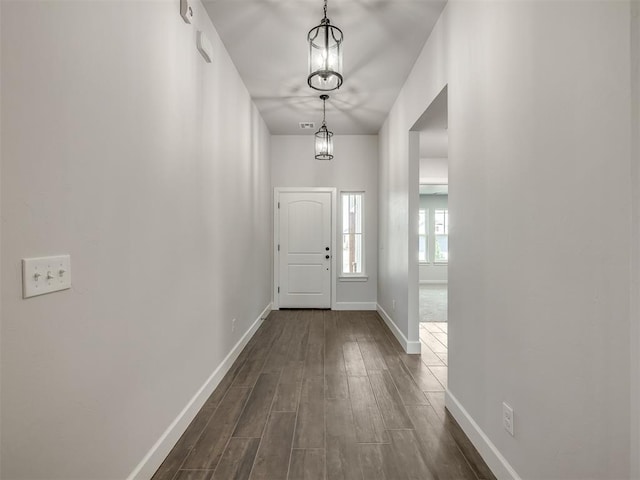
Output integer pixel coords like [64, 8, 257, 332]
[341, 192, 364, 275]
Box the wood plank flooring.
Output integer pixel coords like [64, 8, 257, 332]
[152, 310, 495, 480]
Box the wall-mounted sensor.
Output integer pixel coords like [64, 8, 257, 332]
[197, 31, 213, 63]
[180, 0, 194, 24]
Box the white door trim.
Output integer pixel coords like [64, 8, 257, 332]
[273, 187, 337, 310]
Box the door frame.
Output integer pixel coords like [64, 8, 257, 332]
[273, 187, 337, 310]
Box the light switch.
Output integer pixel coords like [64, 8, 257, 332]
[22, 255, 71, 299]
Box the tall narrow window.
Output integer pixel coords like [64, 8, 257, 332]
[419, 209, 428, 263]
[341, 192, 364, 275]
[434, 209, 449, 262]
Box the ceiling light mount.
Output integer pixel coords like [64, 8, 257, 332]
[307, 0, 343, 92]
[315, 94, 334, 160]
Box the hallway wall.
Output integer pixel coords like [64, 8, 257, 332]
[271, 135, 378, 307]
[379, 1, 633, 478]
[0, 1, 271, 478]
[631, 2, 640, 476]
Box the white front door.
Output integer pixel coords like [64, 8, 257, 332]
[278, 191, 332, 308]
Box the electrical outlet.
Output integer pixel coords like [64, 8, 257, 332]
[180, 0, 194, 24]
[503, 402, 514, 436]
[231, 318, 236, 333]
[196, 30, 213, 63]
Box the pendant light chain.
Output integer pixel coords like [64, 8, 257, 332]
[320, 94, 329, 125]
[323, 0, 327, 20]
[322, 95, 326, 125]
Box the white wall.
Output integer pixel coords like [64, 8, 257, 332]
[418, 264, 447, 284]
[631, 2, 640, 477]
[271, 135, 378, 308]
[0, 2, 3, 476]
[0, 1, 271, 479]
[419, 264, 447, 284]
[377, 5, 448, 353]
[419, 194, 448, 284]
[419, 157, 448, 184]
[379, 1, 634, 478]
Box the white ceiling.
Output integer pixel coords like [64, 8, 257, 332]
[202, 0, 447, 135]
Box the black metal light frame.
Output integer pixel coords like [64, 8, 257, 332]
[315, 94, 334, 160]
[307, 0, 343, 91]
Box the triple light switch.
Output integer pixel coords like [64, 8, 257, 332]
[22, 255, 71, 299]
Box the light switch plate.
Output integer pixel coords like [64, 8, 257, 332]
[22, 255, 71, 299]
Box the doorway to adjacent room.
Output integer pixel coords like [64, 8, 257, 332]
[410, 85, 448, 389]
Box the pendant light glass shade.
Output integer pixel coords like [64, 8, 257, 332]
[315, 95, 334, 160]
[315, 125, 334, 160]
[307, 0, 343, 91]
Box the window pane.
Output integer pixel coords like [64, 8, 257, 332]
[354, 194, 362, 234]
[434, 210, 449, 235]
[342, 235, 348, 272]
[342, 233, 362, 273]
[435, 235, 448, 262]
[435, 210, 445, 234]
[341, 192, 364, 274]
[354, 233, 362, 272]
[435, 209, 449, 234]
[342, 197, 350, 234]
[418, 210, 426, 235]
[419, 236, 427, 262]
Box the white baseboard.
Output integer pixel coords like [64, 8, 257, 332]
[376, 304, 421, 354]
[445, 390, 521, 480]
[128, 303, 272, 480]
[334, 302, 377, 311]
[419, 280, 448, 285]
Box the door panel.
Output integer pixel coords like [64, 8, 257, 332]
[287, 265, 324, 293]
[278, 191, 331, 308]
[288, 201, 324, 253]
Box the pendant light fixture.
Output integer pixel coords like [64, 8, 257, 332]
[307, 0, 343, 91]
[315, 94, 334, 160]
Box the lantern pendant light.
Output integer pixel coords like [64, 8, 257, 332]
[307, 0, 343, 91]
[315, 95, 334, 160]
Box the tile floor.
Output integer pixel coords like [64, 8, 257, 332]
[419, 283, 448, 381]
[152, 309, 493, 480]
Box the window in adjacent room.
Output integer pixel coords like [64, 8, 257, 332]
[341, 192, 364, 275]
[419, 208, 428, 263]
[434, 208, 449, 262]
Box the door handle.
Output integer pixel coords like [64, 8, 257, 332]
[325, 255, 330, 259]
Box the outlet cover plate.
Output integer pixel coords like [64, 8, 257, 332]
[503, 402, 514, 436]
[180, 0, 194, 24]
[22, 255, 71, 298]
[197, 30, 213, 63]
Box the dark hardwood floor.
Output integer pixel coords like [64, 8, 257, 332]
[152, 310, 495, 480]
